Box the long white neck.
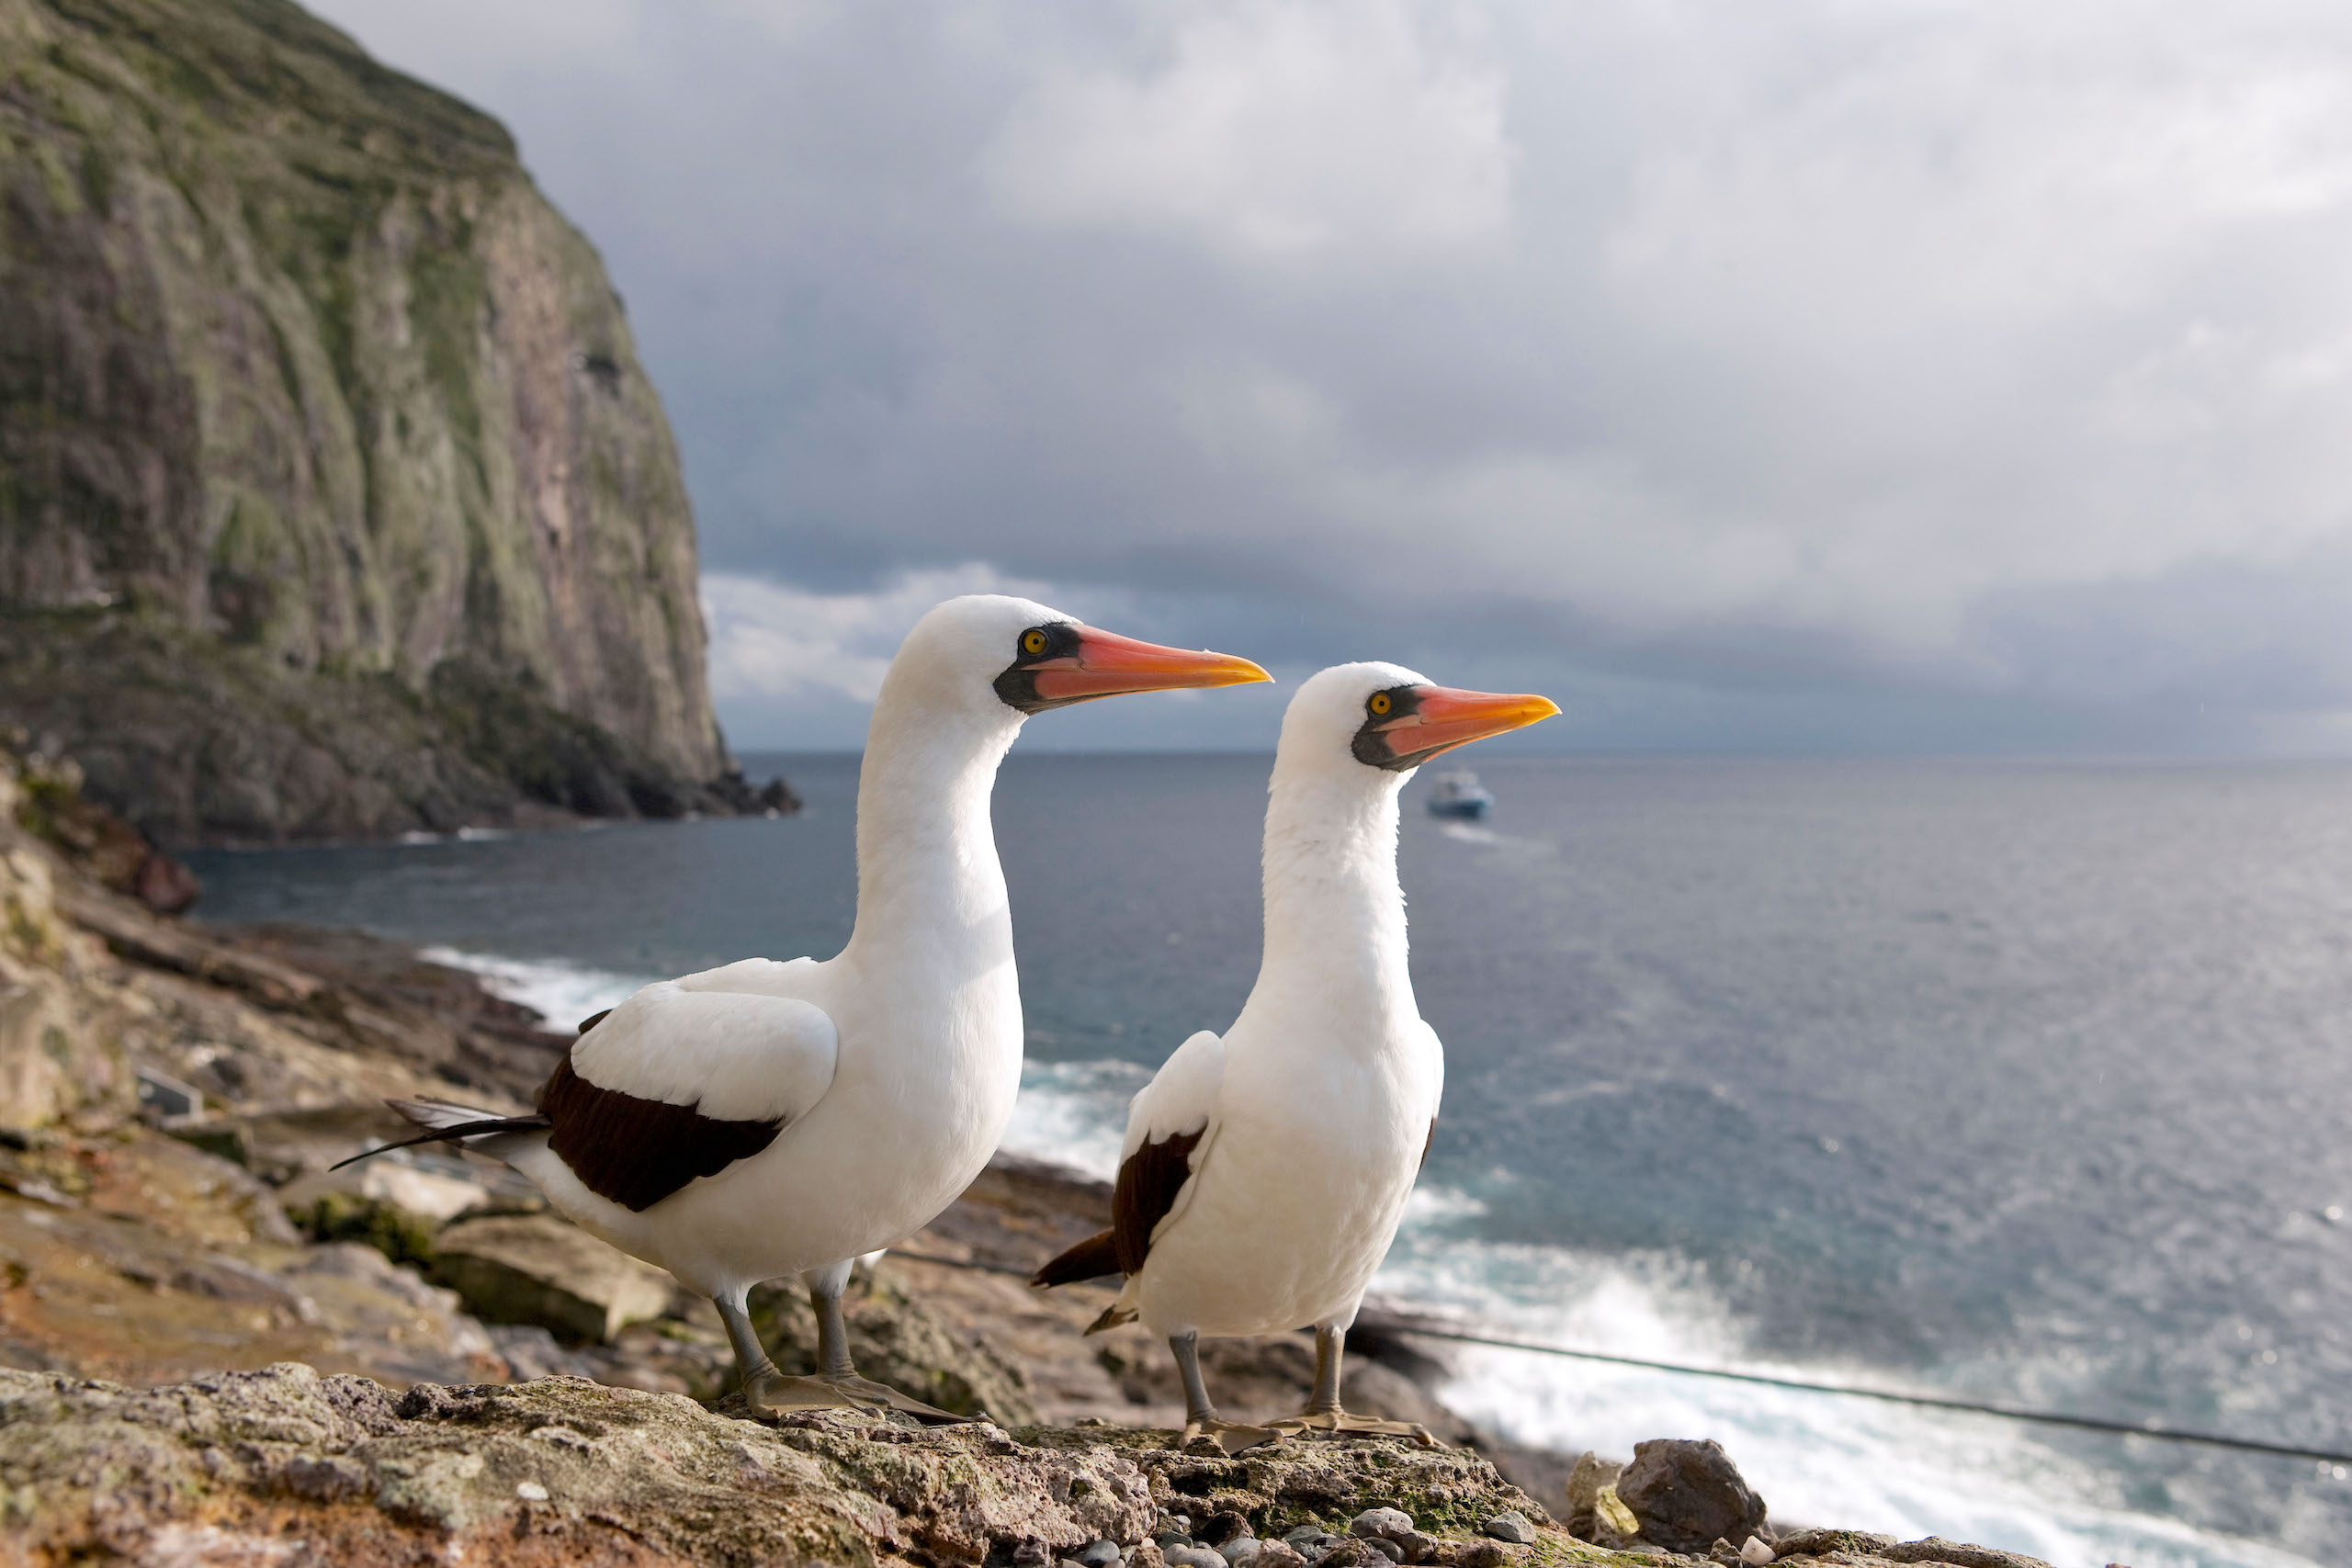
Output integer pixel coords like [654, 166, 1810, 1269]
[842, 680, 1020, 977]
[1250, 766, 1417, 1030]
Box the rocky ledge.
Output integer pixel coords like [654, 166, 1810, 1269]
[0, 1365, 2058, 1568]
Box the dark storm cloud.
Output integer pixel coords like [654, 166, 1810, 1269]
[311, 0, 2352, 750]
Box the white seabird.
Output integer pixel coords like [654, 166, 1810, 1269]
[1033, 662, 1557, 1450]
[348, 594, 1269, 1418]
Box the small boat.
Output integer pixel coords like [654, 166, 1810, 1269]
[1426, 769, 1494, 819]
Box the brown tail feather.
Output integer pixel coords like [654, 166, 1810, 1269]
[1032, 1228, 1123, 1289]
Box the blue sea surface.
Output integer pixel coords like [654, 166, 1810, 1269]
[184, 753, 2352, 1568]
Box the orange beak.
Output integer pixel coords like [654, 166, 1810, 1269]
[1367, 685, 1559, 769]
[1023, 626, 1271, 708]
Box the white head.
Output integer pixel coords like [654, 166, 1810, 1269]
[876, 594, 1271, 739]
[1253, 662, 1560, 990]
[1274, 661, 1559, 790]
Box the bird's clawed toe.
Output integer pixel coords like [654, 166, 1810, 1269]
[742, 1370, 872, 1419]
[1179, 1416, 1283, 1454]
[741, 1370, 973, 1424]
[1266, 1408, 1441, 1446]
[831, 1373, 977, 1424]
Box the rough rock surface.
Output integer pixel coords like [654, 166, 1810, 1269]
[1616, 1438, 1767, 1554]
[0, 0, 789, 841]
[0, 1365, 1615, 1568]
[432, 1212, 674, 1345]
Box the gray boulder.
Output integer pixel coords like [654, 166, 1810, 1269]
[429, 1212, 673, 1343]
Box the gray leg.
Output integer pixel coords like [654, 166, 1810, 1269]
[807, 1258, 857, 1380]
[1170, 1331, 1278, 1453]
[1264, 1322, 1439, 1447]
[1170, 1331, 1216, 1427]
[715, 1288, 779, 1388]
[720, 1266, 964, 1422]
[1307, 1324, 1344, 1416]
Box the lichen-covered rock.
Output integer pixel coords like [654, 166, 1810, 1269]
[432, 1212, 674, 1345]
[1096, 1427, 1555, 1544]
[0, 1365, 1135, 1567]
[0, 1364, 1668, 1568]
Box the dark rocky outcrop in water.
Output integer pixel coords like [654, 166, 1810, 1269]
[0, 0, 784, 843]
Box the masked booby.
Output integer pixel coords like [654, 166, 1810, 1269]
[348, 594, 1269, 1420]
[1032, 662, 1557, 1450]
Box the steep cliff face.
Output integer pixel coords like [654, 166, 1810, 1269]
[0, 0, 744, 839]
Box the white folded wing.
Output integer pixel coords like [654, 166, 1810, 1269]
[1122, 1027, 1227, 1243]
[572, 956, 838, 1125]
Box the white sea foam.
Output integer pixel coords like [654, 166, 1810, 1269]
[1432, 822, 1554, 857]
[1001, 1057, 1154, 1179]
[418, 946, 652, 1029]
[1374, 1217, 2322, 1568]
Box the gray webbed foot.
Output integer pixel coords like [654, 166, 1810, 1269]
[1179, 1416, 1283, 1454]
[1265, 1407, 1440, 1446]
[829, 1372, 975, 1425]
[741, 1367, 975, 1424]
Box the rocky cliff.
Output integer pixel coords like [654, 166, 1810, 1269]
[0, 0, 775, 843]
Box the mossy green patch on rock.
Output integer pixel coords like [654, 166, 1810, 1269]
[1073, 1427, 1558, 1544]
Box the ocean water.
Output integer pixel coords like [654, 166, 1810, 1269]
[183, 753, 2352, 1568]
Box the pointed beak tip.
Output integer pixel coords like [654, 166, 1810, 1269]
[1224, 657, 1274, 688]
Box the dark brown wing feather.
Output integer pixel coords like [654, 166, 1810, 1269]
[1420, 1117, 1436, 1171]
[1031, 1228, 1122, 1287]
[538, 1056, 785, 1213]
[1112, 1126, 1205, 1276]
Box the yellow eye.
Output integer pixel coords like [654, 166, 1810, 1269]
[1021, 629, 1049, 656]
[1368, 692, 1392, 716]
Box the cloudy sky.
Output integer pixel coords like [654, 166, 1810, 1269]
[312, 0, 2352, 754]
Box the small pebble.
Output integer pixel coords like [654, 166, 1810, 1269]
[1079, 1543, 1124, 1568]
[1456, 1544, 1507, 1568]
[1363, 1540, 1402, 1563]
[1739, 1539, 1775, 1566]
[1352, 1509, 1416, 1543]
[514, 1481, 548, 1502]
[1480, 1512, 1534, 1546]
[1251, 1546, 1308, 1568]
[1166, 1546, 1229, 1568]
[1223, 1540, 1265, 1568]
[1283, 1527, 1329, 1551]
